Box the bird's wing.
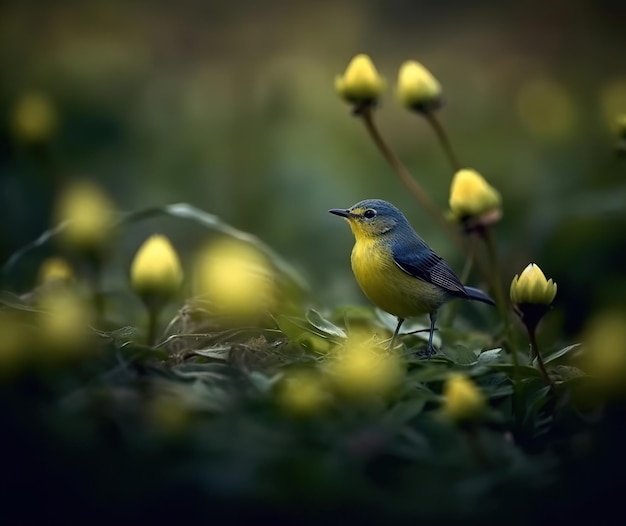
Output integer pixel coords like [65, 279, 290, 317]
[391, 239, 467, 297]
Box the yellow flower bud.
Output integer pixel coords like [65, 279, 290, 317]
[397, 60, 442, 113]
[10, 92, 58, 143]
[37, 257, 74, 285]
[441, 373, 486, 423]
[510, 263, 557, 306]
[449, 169, 502, 222]
[335, 54, 385, 106]
[277, 370, 330, 415]
[55, 180, 115, 251]
[327, 335, 403, 399]
[131, 234, 184, 308]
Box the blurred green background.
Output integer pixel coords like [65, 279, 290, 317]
[1, 0, 626, 337]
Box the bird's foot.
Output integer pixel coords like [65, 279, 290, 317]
[414, 345, 437, 360]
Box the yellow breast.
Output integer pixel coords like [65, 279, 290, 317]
[350, 237, 447, 319]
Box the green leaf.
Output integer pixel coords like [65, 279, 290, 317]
[248, 371, 282, 393]
[477, 348, 504, 364]
[2, 222, 68, 278]
[406, 365, 454, 383]
[552, 365, 586, 382]
[94, 326, 137, 346]
[486, 364, 544, 379]
[533, 343, 582, 366]
[440, 345, 478, 366]
[523, 385, 552, 425]
[193, 346, 231, 361]
[172, 362, 232, 380]
[0, 290, 42, 312]
[276, 315, 314, 342]
[382, 397, 428, 426]
[305, 309, 347, 339]
[119, 343, 170, 363]
[275, 315, 332, 353]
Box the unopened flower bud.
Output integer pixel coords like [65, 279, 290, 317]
[449, 169, 502, 229]
[335, 54, 385, 109]
[397, 60, 442, 114]
[510, 263, 557, 332]
[55, 180, 115, 253]
[510, 263, 557, 307]
[131, 234, 183, 310]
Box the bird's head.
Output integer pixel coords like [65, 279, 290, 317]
[329, 199, 409, 241]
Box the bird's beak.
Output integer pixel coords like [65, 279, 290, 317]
[329, 208, 352, 218]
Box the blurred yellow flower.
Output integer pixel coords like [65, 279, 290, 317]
[37, 288, 93, 357]
[10, 92, 58, 143]
[600, 79, 626, 128]
[335, 54, 385, 106]
[37, 257, 74, 285]
[195, 239, 274, 316]
[131, 234, 183, 308]
[149, 392, 191, 433]
[582, 311, 626, 392]
[0, 311, 26, 375]
[616, 114, 626, 138]
[55, 180, 115, 251]
[277, 369, 330, 415]
[516, 78, 576, 141]
[449, 169, 501, 221]
[442, 373, 486, 423]
[510, 263, 557, 306]
[397, 60, 442, 113]
[327, 335, 403, 399]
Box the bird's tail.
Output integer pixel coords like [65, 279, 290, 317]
[464, 286, 496, 306]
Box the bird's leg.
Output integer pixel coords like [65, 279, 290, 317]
[425, 310, 438, 358]
[389, 317, 405, 350]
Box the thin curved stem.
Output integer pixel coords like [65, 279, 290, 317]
[528, 327, 556, 392]
[482, 227, 514, 351]
[460, 235, 476, 284]
[88, 254, 105, 323]
[423, 111, 462, 173]
[147, 307, 160, 347]
[359, 106, 465, 253]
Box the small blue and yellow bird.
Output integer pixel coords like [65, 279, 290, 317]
[329, 199, 494, 355]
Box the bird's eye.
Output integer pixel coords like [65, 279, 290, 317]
[364, 209, 376, 219]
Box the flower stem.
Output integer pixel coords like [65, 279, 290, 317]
[87, 254, 105, 323]
[423, 111, 462, 173]
[528, 327, 556, 392]
[460, 235, 476, 284]
[482, 227, 514, 350]
[147, 307, 161, 347]
[359, 106, 465, 252]
[440, 237, 476, 328]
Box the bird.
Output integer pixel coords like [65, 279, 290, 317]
[329, 199, 494, 355]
